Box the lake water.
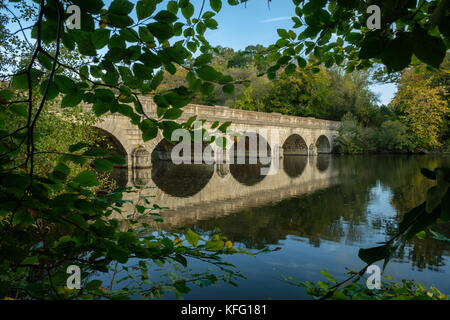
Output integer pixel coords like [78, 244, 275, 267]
[108, 155, 450, 299]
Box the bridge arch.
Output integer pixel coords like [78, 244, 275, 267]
[316, 135, 331, 154]
[282, 134, 308, 155]
[230, 132, 272, 161]
[92, 126, 128, 164]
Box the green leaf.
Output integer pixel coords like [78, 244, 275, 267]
[211, 121, 219, 129]
[11, 73, 28, 89]
[181, 3, 194, 19]
[413, 28, 446, 68]
[210, 0, 222, 13]
[358, 245, 391, 265]
[118, 232, 138, 246]
[147, 22, 174, 41]
[61, 92, 83, 107]
[105, 156, 125, 166]
[217, 121, 231, 133]
[416, 231, 426, 240]
[83, 147, 110, 156]
[140, 119, 158, 142]
[222, 84, 234, 94]
[93, 158, 114, 172]
[109, 0, 134, 15]
[154, 10, 178, 23]
[84, 280, 102, 291]
[197, 66, 220, 81]
[39, 79, 59, 100]
[53, 163, 70, 180]
[381, 32, 413, 71]
[0, 89, 13, 103]
[167, 1, 178, 14]
[54, 75, 76, 94]
[204, 18, 218, 29]
[71, 0, 104, 14]
[107, 13, 134, 28]
[205, 239, 224, 251]
[185, 229, 202, 246]
[285, 63, 296, 75]
[108, 246, 129, 263]
[164, 92, 190, 108]
[164, 108, 183, 120]
[37, 52, 53, 70]
[91, 29, 110, 49]
[69, 142, 89, 153]
[77, 37, 97, 56]
[277, 29, 289, 39]
[73, 171, 100, 187]
[200, 82, 214, 95]
[136, 0, 156, 19]
[9, 104, 28, 118]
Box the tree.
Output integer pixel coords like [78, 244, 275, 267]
[391, 68, 448, 151]
[265, 0, 449, 78]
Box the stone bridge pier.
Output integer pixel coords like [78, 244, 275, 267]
[89, 96, 340, 170]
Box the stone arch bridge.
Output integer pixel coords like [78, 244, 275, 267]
[90, 96, 340, 169]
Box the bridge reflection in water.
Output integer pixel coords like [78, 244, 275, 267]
[110, 155, 336, 228]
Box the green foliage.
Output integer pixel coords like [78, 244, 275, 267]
[267, 0, 449, 75]
[336, 115, 417, 154]
[0, 0, 246, 300]
[377, 120, 416, 152]
[290, 270, 448, 300]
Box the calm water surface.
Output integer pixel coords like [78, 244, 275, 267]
[108, 155, 450, 299]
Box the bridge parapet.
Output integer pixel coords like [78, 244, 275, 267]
[137, 96, 340, 130]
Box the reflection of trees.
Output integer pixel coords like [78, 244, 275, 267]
[194, 185, 371, 249]
[194, 155, 450, 271]
[393, 236, 449, 272]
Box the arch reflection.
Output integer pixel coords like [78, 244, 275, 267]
[230, 163, 270, 186]
[151, 161, 214, 197]
[283, 156, 308, 178]
[317, 154, 331, 172]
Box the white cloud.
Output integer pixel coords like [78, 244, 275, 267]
[262, 16, 291, 23]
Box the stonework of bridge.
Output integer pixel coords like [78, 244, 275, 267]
[91, 96, 340, 169]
